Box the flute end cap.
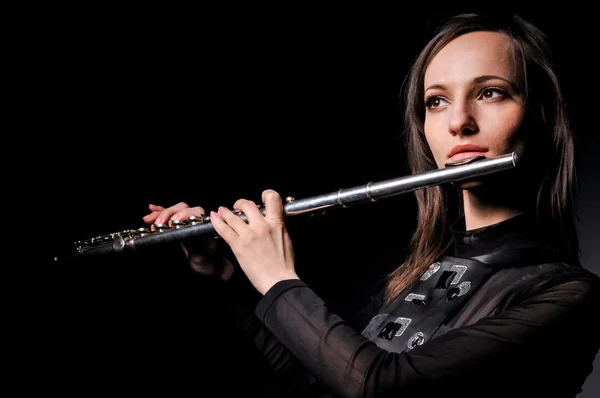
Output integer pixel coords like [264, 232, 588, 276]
[511, 151, 521, 167]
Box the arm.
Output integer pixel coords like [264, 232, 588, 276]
[143, 202, 310, 387]
[206, 191, 600, 396]
[221, 270, 301, 376]
[255, 273, 600, 397]
[221, 269, 384, 393]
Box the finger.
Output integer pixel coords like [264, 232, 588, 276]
[233, 198, 264, 222]
[210, 211, 239, 244]
[205, 237, 225, 253]
[217, 206, 248, 233]
[153, 202, 191, 224]
[262, 189, 284, 223]
[170, 206, 206, 221]
[182, 242, 214, 268]
[143, 211, 166, 223]
[142, 204, 167, 223]
[144, 203, 173, 220]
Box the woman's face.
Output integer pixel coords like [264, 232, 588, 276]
[423, 31, 526, 168]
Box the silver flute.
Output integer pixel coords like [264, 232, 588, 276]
[64, 152, 519, 259]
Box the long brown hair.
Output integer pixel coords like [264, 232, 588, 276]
[383, 13, 580, 304]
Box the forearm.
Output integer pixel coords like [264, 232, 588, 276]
[221, 271, 315, 388]
[255, 280, 390, 397]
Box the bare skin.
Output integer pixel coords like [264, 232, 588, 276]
[423, 31, 526, 230]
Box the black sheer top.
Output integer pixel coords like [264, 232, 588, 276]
[223, 214, 600, 397]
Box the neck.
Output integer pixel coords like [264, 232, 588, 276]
[462, 189, 524, 230]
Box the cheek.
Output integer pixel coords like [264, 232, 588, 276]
[484, 104, 526, 145]
[488, 111, 525, 152]
[424, 119, 447, 167]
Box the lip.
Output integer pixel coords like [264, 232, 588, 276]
[448, 144, 488, 161]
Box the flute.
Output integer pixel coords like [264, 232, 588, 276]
[60, 152, 519, 260]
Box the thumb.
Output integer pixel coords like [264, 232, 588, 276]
[262, 189, 284, 222]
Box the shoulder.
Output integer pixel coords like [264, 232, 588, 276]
[520, 263, 600, 290]
[504, 263, 600, 309]
[455, 262, 600, 326]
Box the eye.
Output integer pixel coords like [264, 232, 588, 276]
[478, 87, 508, 100]
[425, 96, 449, 109]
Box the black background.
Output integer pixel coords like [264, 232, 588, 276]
[12, 5, 599, 397]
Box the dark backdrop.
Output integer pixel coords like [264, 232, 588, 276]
[16, 6, 598, 397]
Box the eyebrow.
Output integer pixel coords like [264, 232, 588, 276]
[425, 75, 517, 92]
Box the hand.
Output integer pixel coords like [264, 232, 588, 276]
[209, 189, 299, 295]
[143, 202, 234, 281]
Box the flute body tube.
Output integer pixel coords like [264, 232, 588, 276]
[65, 152, 519, 259]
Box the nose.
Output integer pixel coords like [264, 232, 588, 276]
[448, 100, 478, 136]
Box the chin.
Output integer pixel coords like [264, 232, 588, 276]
[456, 180, 484, 190]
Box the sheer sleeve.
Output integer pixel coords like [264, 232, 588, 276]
[223, 271, 295, 358]
[219, 270, 318, 392]
[220, 271, 385, 394]
[254, 273, 600, 397]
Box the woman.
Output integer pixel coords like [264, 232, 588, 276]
[144, 13, 600, 397]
